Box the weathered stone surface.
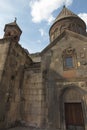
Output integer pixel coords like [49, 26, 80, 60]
[0, 6, 87, 130]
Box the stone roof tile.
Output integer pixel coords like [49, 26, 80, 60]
[4, 19, 22, 33]
[54, 6, 79, 23]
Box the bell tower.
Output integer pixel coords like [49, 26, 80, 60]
[4, 18, 22, 42]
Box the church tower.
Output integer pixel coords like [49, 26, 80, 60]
[0, 5, 87, 130]
[4, 18, 22, 42]
[49, 6, 86, 42]
[41, 6, 87, 130]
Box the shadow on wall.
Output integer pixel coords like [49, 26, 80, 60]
[43, 67, 87, 129]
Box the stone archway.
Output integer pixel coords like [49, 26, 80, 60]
[60, 86, 86, 130]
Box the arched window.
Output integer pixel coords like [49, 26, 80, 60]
[51, 34, 54, 42]
[54, 28, 58, 39]
[5, 32, 11, 37]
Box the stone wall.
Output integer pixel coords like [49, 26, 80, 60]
[0, 39, 10, 80]
[0, 39, 11, 128]
[0, 39, 32, 128]
[30, 53, 41, 62]
[21, 62, 45, 127]
[41, 31, 87, 129]
[0, 30, 87, 130]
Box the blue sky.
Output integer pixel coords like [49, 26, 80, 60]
[0, 0, 87, 53]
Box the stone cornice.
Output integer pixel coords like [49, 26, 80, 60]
[41, 30, 87, 56]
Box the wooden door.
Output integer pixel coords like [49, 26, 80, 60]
[64, 103, 85, 130]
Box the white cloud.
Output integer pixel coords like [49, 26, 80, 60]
[29, 0, 73, 23]
[39, 28, 47, 37]
[78, 13, 87, 27]
[0, 0, 28, 38]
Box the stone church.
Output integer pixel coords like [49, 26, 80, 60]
[0, 6, 87, 130]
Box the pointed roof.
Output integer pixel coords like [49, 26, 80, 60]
[41, 30, 87, 55]
[54, 6, 80, 23]
[4, 18, 22, 33]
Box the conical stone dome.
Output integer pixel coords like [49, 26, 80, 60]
[49, 6, 86, 42]
[54, 5, 79, 23]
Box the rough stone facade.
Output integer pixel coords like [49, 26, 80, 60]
[0, 6, 87, 130]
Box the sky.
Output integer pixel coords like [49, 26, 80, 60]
[0, 0, 87, 54]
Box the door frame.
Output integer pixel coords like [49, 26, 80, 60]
[59, 86, 87, 130]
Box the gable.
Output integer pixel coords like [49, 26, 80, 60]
[41, 30, 87, 56]
[41, 30, 87, 80]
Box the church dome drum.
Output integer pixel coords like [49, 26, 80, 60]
[49, 6, 86, 42]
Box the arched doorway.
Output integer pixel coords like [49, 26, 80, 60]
[60, 86, 86, 130]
